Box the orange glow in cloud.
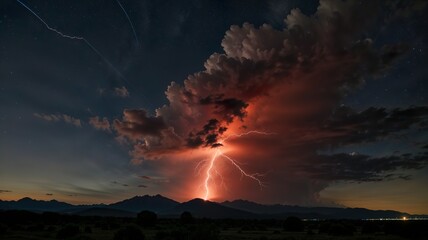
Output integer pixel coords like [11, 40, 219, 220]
[203, 149, 219, 200]
[159, 123, 275, 202]
[195, 130, 274, 201]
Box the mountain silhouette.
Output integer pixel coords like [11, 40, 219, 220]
[162, 198, 256, 219]
[222, 199, 411, 219]
[0, 197, 74, 212]
[108, 194, 178, 213]
[0, 195, 419, 219]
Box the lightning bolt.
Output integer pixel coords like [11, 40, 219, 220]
[204, 150, 219, 200]
[115, 0, 139, 47]
[220, 153, 265, 188]
[201, 131, 274, 200]
[222, 130, 275, 141]
[16, 0, 126, 81]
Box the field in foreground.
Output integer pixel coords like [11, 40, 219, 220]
[1, 210, 427, 240]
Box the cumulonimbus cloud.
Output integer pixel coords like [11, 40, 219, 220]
[111, 0, 427, 203]
[114, 0, 409, 159]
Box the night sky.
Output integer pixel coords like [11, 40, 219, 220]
[1, 0, 428, 214]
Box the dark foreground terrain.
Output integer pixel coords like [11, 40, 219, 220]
[1, 210, 427, 240]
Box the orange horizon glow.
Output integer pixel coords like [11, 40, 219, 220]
[1, 191, 428, 215]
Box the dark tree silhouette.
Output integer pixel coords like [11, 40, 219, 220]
[84, 226, 92, 233]
[41, 212, 62, 225]
[0, 223, 7, 235]
[328, 222, 354, 236]
[283, 216, 304, 232]
[137, 210, 157, 227]
[114, 225, 145, 240]
[56, 224, 80, 239]
[180, 211, 194, 224]
[190, 224, 219, 240]
[318, 221, 331, 234]
[362, 221, 380, 234]
[0, 210, 40, 225]
[154, 224, 219, 240]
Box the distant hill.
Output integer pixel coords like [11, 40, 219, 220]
[0, 195, 178, 215]
[161, 198, 256, 219]
[0, 195, 422, 219]
[222, 199, 411, 219]
[0, 197, 74, 212]
[108, 194, 178, 213]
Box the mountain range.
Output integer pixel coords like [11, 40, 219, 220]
[0, 195, 422, 219]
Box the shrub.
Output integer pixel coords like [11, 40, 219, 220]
[0, 223, 7, 235]
[190, 224, 219, 240]
[384, 221, 428, 239]
[180, 211, 194, 224]
[41, 212, 62, 225]
[283, 216, 304, 232]
[361, 221, 380, 234]
[84, 226, 92, 233]
[154, 224, 219, 240]
[318, 221, 331, 234]
[26, 223, 45, 231]
[328, 222, 354, 236]
[154, 230, 168, 240]
[137, 211, 157, 227]
[114, 225, 145, 240]
[56, 224, 80, 239]
[47, 225, 56, 232]
[0, 210, 40, 225]
[109, 222, 121, 230]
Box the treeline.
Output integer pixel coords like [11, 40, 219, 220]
[1, 210, 428, 239]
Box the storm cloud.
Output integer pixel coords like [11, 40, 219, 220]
[298, 152, 428, 182]
[111, 0, 428, 203]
